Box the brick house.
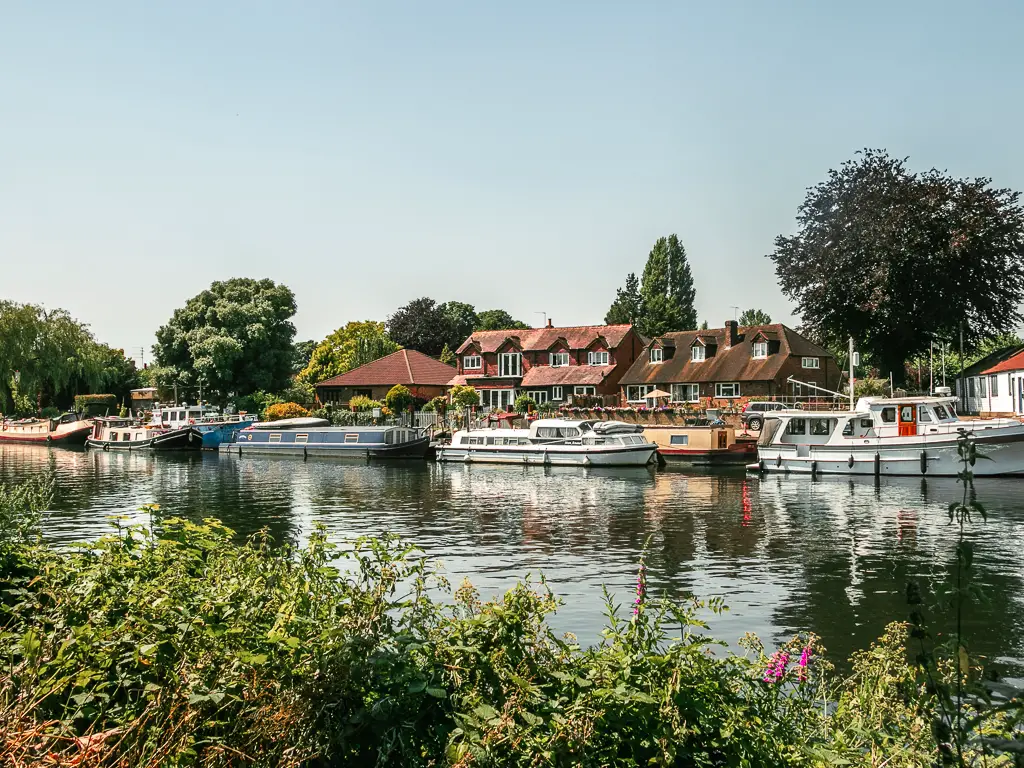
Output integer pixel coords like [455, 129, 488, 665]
[315, 349, 455, 407]
[448, 322, 645, 410]
[618, 320, 840, 405]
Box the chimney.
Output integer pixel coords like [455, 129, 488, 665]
[546, 318, 553, 328]
[725, 320, 739, 348]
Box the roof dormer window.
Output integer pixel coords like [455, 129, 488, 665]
[752, 342, 768, 359]
[691, 345, 706, 362]
[650, 347, 663, 364]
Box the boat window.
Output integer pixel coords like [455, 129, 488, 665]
[880, 407, 896, 423]
[934, 404, 950, 420]
[486, 437, 495, 445]
[917, 407, 932, 423]
[295, 434, 308, 443]
[899, 405, 914, 422]
[670, 434, 689, 446]
[860, 418, 873, 428]
[757, 417, 782, 447]
[269, 433, 282, 443]
[345, 433, 359, 443]
[786, 418, 806, 435]
[809, 418, 832, 436]
[536, 427, 559, 439]
[110, 432, 118, 441]
[842, 420, 853, 436]
[562, 428, 580, 438]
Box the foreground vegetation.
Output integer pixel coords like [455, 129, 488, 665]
[0, 475, 1020, 766]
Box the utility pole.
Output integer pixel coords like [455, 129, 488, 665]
[929, 341, 934, 394]
[959, 324, 965, 413]
[848, 336, 855, 411]
[173, 381, 178, 406]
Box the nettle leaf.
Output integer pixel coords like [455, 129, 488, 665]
[473, 704, 499, 721]
[408, 679, 427, 694]
[425, 686, 447, 699]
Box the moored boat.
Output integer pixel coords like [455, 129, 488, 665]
[150, 404, 256, 449]
[0, 413, 93, 446]
[751, 396, 1024, 477]
[85, 417, 203, 451]
[643, 425, 756, 466]
[221, 419, 430, 459]
[436, 419, 658, 467]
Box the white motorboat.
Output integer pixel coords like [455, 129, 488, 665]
[752, 396, 1024, 477]
[437, 419, 658, 467]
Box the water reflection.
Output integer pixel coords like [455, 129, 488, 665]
[4, 445, 1024, 671]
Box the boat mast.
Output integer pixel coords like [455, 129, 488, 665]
[849, 336, 855, 412]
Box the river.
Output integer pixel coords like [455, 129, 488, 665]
[3, 444, 1024, 673]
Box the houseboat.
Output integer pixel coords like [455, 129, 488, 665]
[643, 425, 756, 466]
[436, 419, 658, 467]
[751, 396, 1024, 477]
[221, 418, 430, 459]
[150, 404, 256, 449]
[0, 413, 93, 446]
[86, 418, 203, 451]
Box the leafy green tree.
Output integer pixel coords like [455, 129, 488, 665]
[440, 302, 479, 348]
[769, 149, 1024, 386]
[387, 298, 451, 355]
[604, 273, 643, 326]
[439, 344, 455, 365]
[449, 384, 479, 409]
[739, 309, 772, 326]
[153, 278, 297, 406]
[292, 340, 317, 374]
[385, 384, 415, 414]
[639, 235, 697, 337]
[475, 309, 530, 331]
[513, 393, 537, 414]
[300, 321, 400, 385]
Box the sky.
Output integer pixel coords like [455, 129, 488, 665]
[3, 1, 1023, 361]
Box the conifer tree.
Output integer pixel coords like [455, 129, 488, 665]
[638, 235, 697, 336]
[604, 273, 642, 325]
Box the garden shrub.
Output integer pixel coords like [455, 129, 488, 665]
[385, 384, 414, 414]
[348, 395, 383, 413]
[263, 402, 310, 421]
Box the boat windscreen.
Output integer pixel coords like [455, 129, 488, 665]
[758, 417, 782, 447]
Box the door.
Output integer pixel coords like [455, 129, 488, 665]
[717, 430, 728, 449]
[898, 404, 916, 437]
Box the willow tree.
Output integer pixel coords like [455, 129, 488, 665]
[770, 149, 1024, 385]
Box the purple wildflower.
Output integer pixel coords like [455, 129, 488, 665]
[797, 645, 812, 683]
[762, 651, 790, 683]
[632, 561, 647, 617]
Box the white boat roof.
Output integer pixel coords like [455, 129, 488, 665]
[857, 396, 957, 406]
[530, 419, 590, 428]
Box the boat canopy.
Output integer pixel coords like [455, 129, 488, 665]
[250, 417, 331, 430]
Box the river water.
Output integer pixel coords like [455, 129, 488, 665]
[3, 444, 1024, 672]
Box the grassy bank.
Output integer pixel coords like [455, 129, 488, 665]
[0, 475, 1018, 766]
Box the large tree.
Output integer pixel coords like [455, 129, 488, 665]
[739, 308, 772, 326]
[475, 309, 530, 331]
[386, 298, 452, 355]
[152, 278, 297, 406]
[604, 272, 642, 326]
[300, 321, 400, 385]
[769, 149, 1024, 385]
[441, 302, 479, 348]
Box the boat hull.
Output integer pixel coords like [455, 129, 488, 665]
[436, 443, 657, 467]
[659, 444, 756, 466]
[196, 422, 251, 449]
[753, 430, 1024, 477]
[220, 435, 430, 459]
[0, 423, 92, 446]
[86, 427, 203, 452]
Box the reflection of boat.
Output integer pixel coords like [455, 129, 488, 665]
[86, 417, 203, 451]
[437, 419, 658, 467]
[150, 404, 256, 449]
[753, 396, 1024, 477]
[221, 419, 430, 459]
[0, 413, 93, 446]
[642, 425, 756, 466]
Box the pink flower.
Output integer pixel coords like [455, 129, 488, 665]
[763, 651, 790, 683]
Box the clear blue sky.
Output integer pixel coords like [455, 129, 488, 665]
[3, 1, 1022, 359]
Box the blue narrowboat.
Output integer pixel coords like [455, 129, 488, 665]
[220, 418, 430, 459]
[151, 404, 256, 449]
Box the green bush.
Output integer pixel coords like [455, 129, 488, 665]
[263, 402, 310, 421]
[449, 384, 479, 410]
[40, 406, 61, 419]
[385, 384, 414, 414]
[349, 395, 383, 412]
[234, 390, 284, 417]
[513, 393, 537, 414]
[73, 393, 117, 415]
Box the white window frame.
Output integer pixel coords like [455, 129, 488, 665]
[670, 383, 699, 403]
[978, 376, 987, 397]
[526, 390, 549, 404]
[990, 374, 999, 397]
[463, 355, 481, 370]
[650, 347, 663, 363]
[549, 352, 570, 367]
[573, 385, 596, 395]
[551, 386, 563, 401]
[691, 345, 706, 362]
[752, 342, 768, 359]
[587, 351, 609, 366]
[626, 384, 656, 403]
[498, 352, 522, 377]
[802, 357, 820, 369]
[715, 382, 741, 398]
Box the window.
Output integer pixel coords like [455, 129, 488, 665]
[752, 342, 768, 359]
[268, 433, 282, 442]
[588, 351, 609, 366]
[802, 357, 820, 369]
[918, 406, 932, 423]
[860, 418, 873, 428]
[669, 435, 689, 446]
[344, 433, 359, 443]
[650, 347, 663, 363]
[691, 345, 706, 362]
[355, 389, 373, 398]
[526, 390, 549, 404]
[574, 385, 596, 395]
[715, 382, 741, 398]
[786, 419, 806, 435]
[990, 374, 999, 397]
[967, 378, 976, 397]
[900, 405, 915, 422]
[122, 432, 131, 441]
[295, 434, 308, 443]
[498, 352, 522, 377]
[549, 352, 569, 367]
[978, 376, 987, 397]
[552, 386, 563, 401]
[934, 404, 950, 420]
[671, 383, 699, 403]
[809, 418, 832, 436]
[626, 384, 655, 402]
[463, 355, 481, 370]
[880, 407, 896, 423]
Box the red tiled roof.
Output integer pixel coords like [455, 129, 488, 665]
[520, 365, 615, 386]
[457, 325, 633, 354]
[983, 349, 1024, 374]
[315, 349, 455, 388]
[620, 324, 833, 385]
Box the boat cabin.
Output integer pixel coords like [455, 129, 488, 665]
[236, 425, 421, 447]
[453, 419, 649, 448]
[151, 404, 220, 429]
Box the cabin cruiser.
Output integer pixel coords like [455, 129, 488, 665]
[86, 417, 203, 451]
[437, 419, 658, 467]
[150, 404, 256, 449]
[221, 418, 430, 459]
[0, 412, 93, 446]
[752, 396, 1024, 477]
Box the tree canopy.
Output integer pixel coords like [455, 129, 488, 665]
[769, 149, 1024, 384]
[738, 309, 772, 326]
[475, 309, 530, 331]
[299, 321, 400, 385]
[388, 299, 530, 354]
[606, 235, 697, 336]
[152, 278, 297, 406]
